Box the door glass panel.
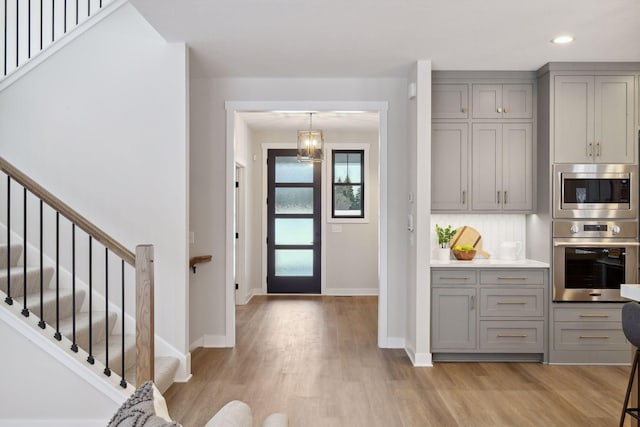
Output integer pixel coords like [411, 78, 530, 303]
[275, 187, 313, 214]
[275, 219, 314, 245]
[275, 156, 314, 183]
[275, 250, 313, 276]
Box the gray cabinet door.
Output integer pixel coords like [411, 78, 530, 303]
[472, 123, 501, 210]
[432, 123, 469, 211]
[472, 84, 503, 119]
[502, 84, 533, 119]
[432, 84, 469, 119]
[432, 287, 476, 350]
[594, 75, 634, 163]
[502, 123, 533, 211]
[554, 75, 594, 163]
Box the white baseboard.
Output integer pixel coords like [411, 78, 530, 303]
[404, 344, 433, 367]
[0, 420, 106, 427]
[379, 336, 404, 349]
[154, 334, 191, 382]
[190, 334, 232, 350]
[324, 288, 379, 296]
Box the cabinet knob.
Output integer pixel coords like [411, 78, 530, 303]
[503, 107, 509, 113]
[496, 107, 503, 113]
[461, 107, 468, 113]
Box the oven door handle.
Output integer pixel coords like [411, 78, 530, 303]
[553, 241, 640, 247]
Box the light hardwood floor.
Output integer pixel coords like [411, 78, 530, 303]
[165, 296, 632, 426]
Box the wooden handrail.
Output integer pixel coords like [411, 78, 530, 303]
[0, 156, 135, 265]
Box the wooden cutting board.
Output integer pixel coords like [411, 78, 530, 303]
[450, 226, 491, 259]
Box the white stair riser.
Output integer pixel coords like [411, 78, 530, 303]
[0, 266, 55, 297]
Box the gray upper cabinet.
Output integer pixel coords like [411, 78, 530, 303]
[432, 84, 469, 119]
[472, 123, 533, 211]
[431, 123, 469, 211]
[473, 84, 533, 119]
[554, 75, 634, 164]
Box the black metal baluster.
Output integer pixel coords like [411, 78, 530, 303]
[38, 200, 45, 329]
[27, 0, 30, 59]
[5, 176, 12, 305]
[4, 0, 7, 76]
[21, 187, 28, 317]
[104, 247, 110, 376]
[39, 0, 42, 50]
[120, 259, 126, 388]
[63, 0, 66, 33]
[15, 0, 18, 68]
[53, 212, 61, 340]
[87, 0, 89, 17]
[87, 235, 94, 363]
[99, 0, 101, 7]
[51, 0, 54, 42]
[74, 0, 77, 25]
[70, 224, 77, 352]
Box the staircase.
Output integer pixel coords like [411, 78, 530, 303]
[0, 156, 179, 395]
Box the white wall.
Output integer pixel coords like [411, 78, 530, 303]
[0, 4, 190, 366]
[189, 78, 408, 346]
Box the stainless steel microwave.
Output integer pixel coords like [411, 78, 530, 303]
[553, 164, 637, 219]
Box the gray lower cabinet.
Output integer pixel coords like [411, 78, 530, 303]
[549, 303, 630, 364]
[432, 268, 547, 360]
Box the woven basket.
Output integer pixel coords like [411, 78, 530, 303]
[452, 249, 476, 261]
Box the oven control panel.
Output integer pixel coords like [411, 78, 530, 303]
[553, 220, 637, 239]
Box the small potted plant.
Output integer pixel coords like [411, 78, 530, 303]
[435, 224, 455, 261]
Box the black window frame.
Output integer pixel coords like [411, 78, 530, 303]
[331, 149, 365, 219]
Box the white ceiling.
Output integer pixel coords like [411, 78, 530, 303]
[131, 0, 640, 78]
[237, 111, 380, 132]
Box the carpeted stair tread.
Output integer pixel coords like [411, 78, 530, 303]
[0, 265, 55, 298]
[58, 311, 117, 350]
[13, 288, 86, 325]
[0, 243, 23, 269]
[92, 333, 136, 377]
[126, 356, 180, 394]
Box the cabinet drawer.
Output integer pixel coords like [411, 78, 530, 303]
[480, 270, 544, 285]
[479, 321, 543, 352]
[479, 288, 543, 317]
[554, 306, 621, 322]
[553, 322, 628, 351]
[432, 270, 476, 285]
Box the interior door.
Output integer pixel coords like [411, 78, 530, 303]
[267, 149, 321, 293]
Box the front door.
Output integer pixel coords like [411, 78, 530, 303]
[267, 149, 321, 293]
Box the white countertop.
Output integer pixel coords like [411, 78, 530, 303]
[621, 284, 640, 302]
[431, 258, 550, 268]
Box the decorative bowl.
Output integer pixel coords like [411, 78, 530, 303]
[452, 249, 476, 261]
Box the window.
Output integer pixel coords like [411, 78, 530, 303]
[332, 150, 364, 218]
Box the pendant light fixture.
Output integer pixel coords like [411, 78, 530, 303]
[297, 112, 324, 162]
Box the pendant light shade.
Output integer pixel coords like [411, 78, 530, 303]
[297, 113, 324, 162]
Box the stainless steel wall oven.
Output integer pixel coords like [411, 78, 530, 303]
[553, 164, 637, 219]
[553, 220, 638, 302]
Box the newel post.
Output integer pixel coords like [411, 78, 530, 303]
[135, 245, 154, 386]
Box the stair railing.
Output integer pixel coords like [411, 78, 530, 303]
[2, 0, 113, 80]
[0, 155, 153, 388]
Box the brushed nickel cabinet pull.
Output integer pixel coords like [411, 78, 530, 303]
[462, 190, 466, 205]
[503, 107, 509, 113]
[497, 191, 501, 204]
[579, 313, 610, 318]
[588, 142, 593, 157]
[504, 191, 507, 204]
[461, 107, 468, 113]
[596, 142, 601, 157]
[441, 277, 470, 280]
[579, 335, 609, 339]
[470, 295, 476, 310]
[498, 333, 527, 338]
[497, 277, 527, 280]
[497, 301, 527, 305]
[497, 107, 503, 113]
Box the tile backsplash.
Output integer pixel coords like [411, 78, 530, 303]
[431, 214, 526, 259]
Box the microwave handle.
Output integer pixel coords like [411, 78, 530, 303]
[554, 241, 640, 247]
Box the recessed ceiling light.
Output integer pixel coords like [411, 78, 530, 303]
[551, 35, 574, 44]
